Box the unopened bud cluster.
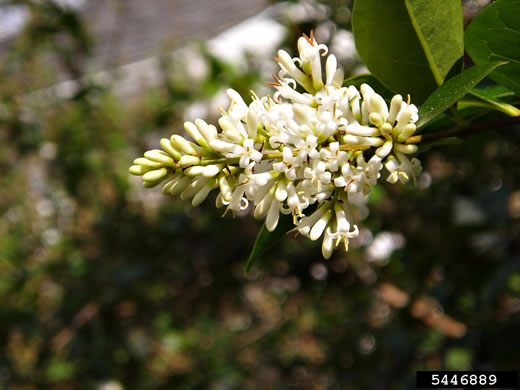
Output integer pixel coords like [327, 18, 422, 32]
[129, 32, 422, 259]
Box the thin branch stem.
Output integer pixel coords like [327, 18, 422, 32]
[189, 116, 520, 169]
[198, 144, 369, 166]
[406, 116, 520, 144]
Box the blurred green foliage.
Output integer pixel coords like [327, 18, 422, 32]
[1, 1, 520, 389]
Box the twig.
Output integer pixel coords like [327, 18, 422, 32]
[407, 116, 520, 144]
[51, 302, 99, 352]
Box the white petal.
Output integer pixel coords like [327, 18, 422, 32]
[202, 165, 221, 178]
[275, 181, 288, 202]
[254, 192, 273, 219]
[388, 94, 403, 125]
[266, 200, 280, 231]
[286, 181, 299, 208]
[334, 177, 348, 187]
[321, 229, 334, 259]
[325, 54, 337, 85]
[310, 209, 332, 241]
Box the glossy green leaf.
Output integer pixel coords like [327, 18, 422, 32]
[352, 0, 463, 104]
[419, 86, 517, 133]
[462, 89, 520, 117]
[417, 62, 507, 128]
[465, 0, 520, 96]
[405, 0, 464, 84]
[245, 214, 294, 274]
[471, 85, 516, 100]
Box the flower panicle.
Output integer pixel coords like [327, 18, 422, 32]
[129, 33, 423, 259]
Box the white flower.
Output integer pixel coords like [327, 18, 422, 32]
[234, 139, 263, 168]
[295, 134, 319, 164]
[385, 152, 423, 184]
[297, 33, 328, 91]
[131, 32, 425, 260]
[319, 142, 348, 172]
[228, 174, 249, 211]
[274, 78, 314, 105]
[276, 49, 308, 88]
[303, 158, 332, 187]
[273, 146, 296, 176]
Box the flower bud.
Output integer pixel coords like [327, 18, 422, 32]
[171, 135, 198, 155]
[275, 180, 288, 202]
[129, 165, 151, 176]
[394, 143, 418, 154]
[376, 139, 393, 158]
[181, 177, 208, 200]
[310, 209, 332, 241]
[369, 113, 384, 127]
[325, 54, 337, 85]
[209, 139, 236, 153]
[184, 166, 205, 176]
[246, 109, 258, 138]
[162, 180, 176, 194]
[266, 199, 281, 232]
[395, 106, 414, 133]
[192, 178, 217, 206]
[133, 157, 162, 168]
[226, 89, 247, 112]
[332, 67, 344, 86]
[143, 180, 163, 188]
[218, 118, 243, 143]
[346, 124, 380, 136]
[184, 121, 210, 149]
[195, 119, 217, 143]
[360, 83, 375, 99]
[388, 94, 403, 125]
[254, 191, 274, 219]
[369, 93, 389, 119]
[142, 168, 168, 182]
[179, 155, 200, 168]
[169, 175, 192, 196]
[161, 173, 182, 194]
[144, 150, 174, 166]
[160, 138, 182, 161]
[202, 164, 221, 178]
[321, 228, 334, 259]
[380, 123, 393, 137]
[397, 124, 416, 142]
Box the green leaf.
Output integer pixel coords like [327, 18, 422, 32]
[462, 89, 520, 117]
[471, 85, 516, 100]
[465, 0, 520, 96]
[417, 62, 507, 128]
[405, 0, 464, 83]
[352, 0, 463, 104]
[245, 213, 294, 274]
[343, 74, 395, 100]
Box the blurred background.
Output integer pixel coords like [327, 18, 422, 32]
[1, 0, 519, 389]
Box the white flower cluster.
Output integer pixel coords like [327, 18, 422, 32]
[129, 32, 422, 259]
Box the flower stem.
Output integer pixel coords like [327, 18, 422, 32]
[198, 144, 371, 166]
